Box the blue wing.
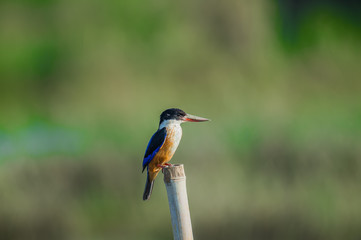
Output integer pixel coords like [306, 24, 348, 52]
[142, 127, 167, 172]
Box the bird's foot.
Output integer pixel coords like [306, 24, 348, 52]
[157, 164, 172, 173]
[157, 164, 166, 169]
[157, 164, 168, 169]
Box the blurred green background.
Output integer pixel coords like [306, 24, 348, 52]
[0, 0, 360, 239]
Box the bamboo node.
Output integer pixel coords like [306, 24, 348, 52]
[163, 164, 185, 183]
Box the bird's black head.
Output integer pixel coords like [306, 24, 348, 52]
[159, 108, 186, 125]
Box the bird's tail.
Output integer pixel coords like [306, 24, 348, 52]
[143, 173, 154, 201]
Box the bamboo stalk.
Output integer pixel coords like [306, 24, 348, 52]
[163, 164, 193, 240]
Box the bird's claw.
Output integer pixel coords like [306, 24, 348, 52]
[157, 164, 167, 169]
[157, 163, 173, 173]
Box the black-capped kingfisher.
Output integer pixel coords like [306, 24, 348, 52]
[142, 108, 209, 200]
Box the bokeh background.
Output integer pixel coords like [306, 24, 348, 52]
[0, 0, 360, 239]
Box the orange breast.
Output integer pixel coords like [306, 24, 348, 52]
[147, 129, 177, 181]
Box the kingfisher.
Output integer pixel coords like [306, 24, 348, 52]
[142, 108, 209, 200]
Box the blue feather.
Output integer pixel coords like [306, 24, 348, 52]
[142, 128, 167, 172]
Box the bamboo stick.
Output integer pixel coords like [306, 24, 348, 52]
[163, 164, 193, 240]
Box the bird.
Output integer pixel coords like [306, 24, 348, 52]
[142, 108, 209, 200]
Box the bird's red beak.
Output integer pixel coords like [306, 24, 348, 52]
[183, 113, 210, 122]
